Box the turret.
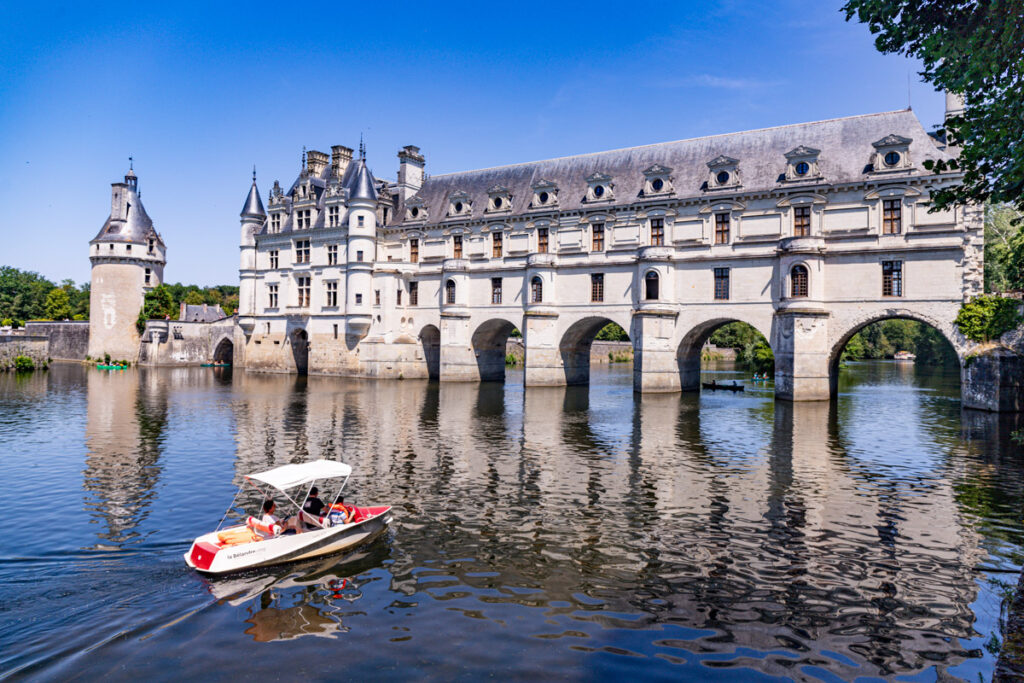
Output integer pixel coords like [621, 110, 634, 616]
[344, 151, 378, 336]
[238, 168, 265, 328]
[88, 163, 166, 361]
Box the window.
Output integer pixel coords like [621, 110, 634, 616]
[714, 213, 730, 244]
[297, 277, 310, 307]
[592, 223, 605, 252]
[882, 199, 902, 234]
[445, 279, 456, 304]
[148, 239, 155, 253]
[591, 273, 604, 302]
[537, 228, 549, 253]
[333, 324, 338, 339]
[126, 244, 131, 252]
[794, 206, 811, 237]
[491, 277, 502, 304]
[644, 271, 659, 300]
[409, 281, 418, 306]
[650, 218, 665, 246]
[453, 235, 463, 259]
[144, 268, 151, 285]
[713, 268, 729, 300]
[268, 284, 278, 308]
[795, 161, 809, 176]
[375, 289, 381, 306]
[356, 250, 364, 262]
[297, 209, 311, 229]
[327, 244, 338, 265]
[326, 281, 338, 307]
[716, 171, 730, 185]
[410, 238, 419, 263]
[269, 250, 279, 269]
[358, 215, 365, 227]
[397, 289, 402, 306]
[531, 276, 543, 303]
[790, 265, 808, 297]
[328, 206, 340, 227]
[271, 214, 281, 233]
[295, 240, 310, 264]
[355, 293, 363, 305]
[884, 151, 901, 167]
[492, 231, 503, 258]
[882, 260, 903, 297]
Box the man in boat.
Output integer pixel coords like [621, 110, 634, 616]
[259, 498, 304, 537]
[301, 487, 326, 529]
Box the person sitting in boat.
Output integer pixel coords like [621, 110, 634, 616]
[301, 487, 326, 529]
[258, 498, 303, 537]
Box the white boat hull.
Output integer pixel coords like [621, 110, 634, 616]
[184, 506, 392, 575]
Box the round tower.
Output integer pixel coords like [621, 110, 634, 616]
[238, 168, 266, 336]
[88, 165, 167, 361]
[344, 151, 378, 336]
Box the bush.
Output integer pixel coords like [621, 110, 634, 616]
[954, 295, 1023, 343]
[13, 355, 34, 372]
[505, 353, 519, 366]
[1, 318, 11, 328]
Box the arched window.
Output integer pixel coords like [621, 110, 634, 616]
[531, 276, 543, 304]
[445, 279, 456, 305]
[790, 265, 808, 298]
[644, 271, 660, 301]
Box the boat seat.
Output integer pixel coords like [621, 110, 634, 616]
[217, 527, 259, 546]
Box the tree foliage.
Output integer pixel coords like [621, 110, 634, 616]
[709, 322, 775, 374]
[841, 319, 958, 365]
[842, 0, 1024, 213]
[954, 295, 1023, 343]
[595, 322, 629, 342]
[984, 204, 1024, 291]
[136, 284, 177, 334]
[44, 287, 72, 320]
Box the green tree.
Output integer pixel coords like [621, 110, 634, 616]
[0, 266, 54, 322]
[595, 322, 629, 341]
[984, 204, 1022, 292]
[183, 290, 205, 305]
[136, 284, 176, 333]
[955, 295, 1023, 342]
[842, 0, 1024, 214]
[44, 287, 72, 320]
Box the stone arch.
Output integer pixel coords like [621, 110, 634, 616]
[419, 324, 440, 380]
[471, 317, 521, 382]
[291, 328, 309, 375]
[826, 308, 962, 397]
[558, 314, 632, 385]
[676, 316, 774, 390]
[212, 336, 233, 365]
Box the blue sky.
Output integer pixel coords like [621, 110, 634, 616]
[0, 1, 945, 286]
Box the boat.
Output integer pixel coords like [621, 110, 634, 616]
[702, 380, 745, 392]
[96, 364, 126, 370]
[200, 363, 232, 367]
[751, 375, 771, 382]
[184, 459, 393, 575]
[893, 351, 917, 361]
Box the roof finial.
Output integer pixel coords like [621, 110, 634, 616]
[301, 146, 307, 169]
[129, 154, 133, 171]
[359, 134, 365, 160]
[252, 164, 257, 182]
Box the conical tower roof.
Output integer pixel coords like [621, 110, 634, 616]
[240, 171, 266, 217]
[91, 169, 161, 246]
[345, 158, 378, 201]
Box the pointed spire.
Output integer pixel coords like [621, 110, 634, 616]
[345, 156, 378, 202]
[240, 171, 266, 218]
[359, 134, 365, 160]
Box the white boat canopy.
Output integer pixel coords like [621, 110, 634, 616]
[245, 460, 352, 491]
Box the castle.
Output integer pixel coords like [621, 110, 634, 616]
[80, 99, 1005, 404]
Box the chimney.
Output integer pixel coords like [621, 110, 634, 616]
[179, 301, 186, 321]
[306, 150, 329, 176]
[331, 145, 353, 178]
[397, 145, 425, 202]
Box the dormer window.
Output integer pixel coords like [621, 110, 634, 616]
[486, 185, 512, 213]
[585, 172, 614, 203]
[271, 214, 281, 232]
[706, 155, 741, 190]
[531, 179, 558, 209]
[448, 190, 472, 218]
[783, 146, 822, 182]
[406, 198, 427, 222]
[642, 164, 674, 197]
[871, 134, 913, 173]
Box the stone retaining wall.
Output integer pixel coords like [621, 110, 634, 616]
[139, 318, 236, 365]
[0, 335, 49, 370]
[24, 321, 90, 360]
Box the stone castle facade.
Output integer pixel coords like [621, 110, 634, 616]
[230, 105, 982, 400]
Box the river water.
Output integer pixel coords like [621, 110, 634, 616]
[1, 361, 1022, 681]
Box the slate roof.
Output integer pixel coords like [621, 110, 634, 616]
[347, 158, 378, 201]
[241, 179, 266, 217]
[394, 109, 949, 227]
[91, 174, 164, 246]
[180, 304, 228, 323]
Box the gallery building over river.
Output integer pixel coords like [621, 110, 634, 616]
[224, 101, 983, 401]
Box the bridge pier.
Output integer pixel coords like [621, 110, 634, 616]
[439, 311, 478, 382]
[632, 309, 680, 393]
[772, 310, 831, 402]
[523, 310, 565, 387]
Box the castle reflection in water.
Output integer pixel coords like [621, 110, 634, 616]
[71, 363, 1020, 673]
